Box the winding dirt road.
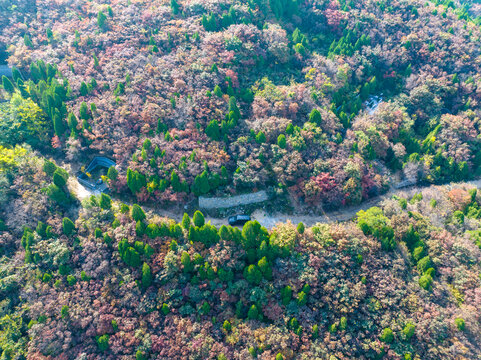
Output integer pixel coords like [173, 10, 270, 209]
[71, 176, 481, 229]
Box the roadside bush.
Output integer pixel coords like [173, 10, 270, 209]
[131, 204, 146, 222]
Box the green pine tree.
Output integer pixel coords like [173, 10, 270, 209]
[205, 119, 221, 140]
[53, 114, 65, 137]
[255, 131, 266, 144]
[193, 210, 205, 227]
[62, 217, 75, 236]
[97, 11, 107, 30]
[213, 85, 223, 97]
[2, 76, 15, 94]
[141, 263, 152, 289]
[309, 109, 322, 125]
[80, 81, 88, 96]
[170, 0, 180, 14]
[131, 204, 146, 222]
[100, 193, 112, 210]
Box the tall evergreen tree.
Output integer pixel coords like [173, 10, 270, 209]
[193, 210, 205, 227]
[170, 0, 180, 14]
[80, 82, 88, 96]
[141, 263, 152, 289]
[53, 114, 65, 136]
[97, 11, 107, 30]
[205, 120, 221, 141]
[2, 76, 15, 94]
[12, 67, 22, 83]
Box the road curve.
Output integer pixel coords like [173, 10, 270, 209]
[72, 176, 481, 230]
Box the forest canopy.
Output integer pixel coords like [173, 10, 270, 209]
[1, 0, 481, 359]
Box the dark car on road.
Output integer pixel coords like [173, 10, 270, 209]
[228, 214, 251, 226]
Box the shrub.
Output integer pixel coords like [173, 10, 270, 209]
[402, 322, 415, 340]
[136, 351, 147, 360]
[161, 303, 170, 315]
[97, 11, 107, 30]
[200, 301, 211, 315]
[36, 221, 47, 237]
[181, 213, 191, 229]
[103, 233, 112, 245]
[257, 256, 272, 280]
[297, 291, 307, 306]
[296, 222, 305, 234]
[43, 160, 57, 176]
[281, 285, 292, 305]
[419, 273, 433, 290]
[380, 328, 394, 343]
[2, 75, 15, 93]
[94, 228, 102, 238]
[136, 221, 145, 236]
[213, 85, 223, 97]
[96, 334, 109, 351]
[181, 252, 193, 273]
[99, 193, 111, 210]
[131, 204, 146, 222]
[146, 223, 160, 239]
[255, 131, 266, 144]
[107, 166, 118, 181]
[455, 317, 465, 331]
[67, 275, 76, 286]
[53, 168, 68, 188]
[357, 207, 396, 250]
[309, 109, 322, 125]
[80, 271, 90, 281]
[453, 210, 465, 224]
[223, 320, 231, 332]
[144, 244, 154, 258]
[61, 305, 69, 319]
[193, 210, 205, 227]
[120, 203, 130, 214]
[142, 263, 152, 289]
[247, 304, 258, 320]
[42, 273, 52, 283]
[62, 217, 75, 236]
[244, 265, 262, 285]
[417, 256, 432, 274]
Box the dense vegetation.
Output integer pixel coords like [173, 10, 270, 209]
[2, 0, 481, 209]
[2, 0, 481, 359]
[1, 147, 481, 359]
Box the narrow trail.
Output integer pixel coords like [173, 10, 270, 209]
[70, 176, 481, 230]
